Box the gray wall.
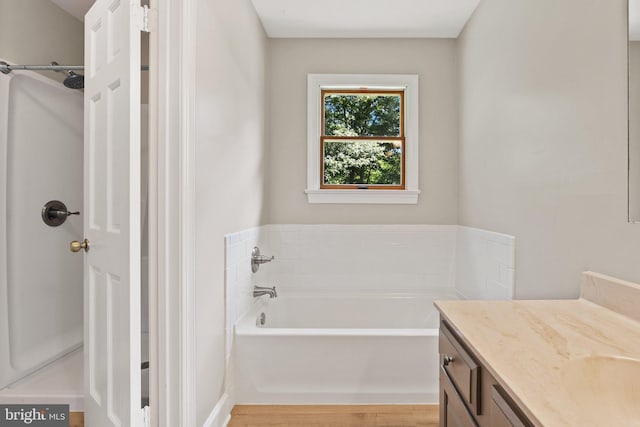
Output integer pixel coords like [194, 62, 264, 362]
[0, 0, 83, 84]
[458, 0, 640, 298]
[629, 41, 640, 220]
[194, 0, 268, 423]
[266, 39, 459, 224]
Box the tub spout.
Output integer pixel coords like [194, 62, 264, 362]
[253, 285, 277, 298]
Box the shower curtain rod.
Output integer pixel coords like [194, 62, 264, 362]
[0, 63, 150, 74]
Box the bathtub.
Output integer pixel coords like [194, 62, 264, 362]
[234, 292, 459, 404]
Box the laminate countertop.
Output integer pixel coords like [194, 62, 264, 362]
[435, 291, 640, 426]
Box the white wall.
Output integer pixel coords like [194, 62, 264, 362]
[267, 38, 458, 224]
[0, 0, 83, 84]
[194, 0, 268, 423]
[458, 0, 640, 299]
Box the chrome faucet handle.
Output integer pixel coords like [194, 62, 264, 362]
[251, 246, 275, 273]
[252, 285, 278, 298]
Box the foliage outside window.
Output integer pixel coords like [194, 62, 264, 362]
[306, 74, 419, 204]
[321, 90, 405, 189]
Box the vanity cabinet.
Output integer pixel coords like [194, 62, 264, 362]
[440, 367, 478, 427]
[490, 385, 531, 427]
[438, 320, 534, 427]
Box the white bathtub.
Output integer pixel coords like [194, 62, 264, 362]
[233, 292, 459, 404]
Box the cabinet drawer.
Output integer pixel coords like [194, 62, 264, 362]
[490, 385, 533, 427]
[440, 367, 478, 427]
[440, 321, 480, 415]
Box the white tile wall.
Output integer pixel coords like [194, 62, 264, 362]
[224, 227, 265, 360]
[454, 226, 516, 300]
[258, 224, 459, 294]
[224, 224, 515, 354]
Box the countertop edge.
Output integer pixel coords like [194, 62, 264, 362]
[435, 301, 545, 427]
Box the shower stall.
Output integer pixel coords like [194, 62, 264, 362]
[0, 58, 149, 410]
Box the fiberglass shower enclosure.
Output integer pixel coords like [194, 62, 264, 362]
[0, 0, 148, 425]
[0, 61, 84, 390]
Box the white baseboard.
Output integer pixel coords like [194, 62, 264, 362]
[203, 392, 233, 427]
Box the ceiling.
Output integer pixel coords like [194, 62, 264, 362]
[47, 0, 640, 41]
[251, 0, 482, 38]
[52, 0, 481, 37]
[49, 0, 94, 21]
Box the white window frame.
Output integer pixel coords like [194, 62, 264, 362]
[306, 74, 420, 204]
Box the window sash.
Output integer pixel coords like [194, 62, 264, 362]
[321, 89, 405, 138]
[320, 136, 406, 190]
[320, 89, 406, 190]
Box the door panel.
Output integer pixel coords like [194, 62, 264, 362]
[84, 0, 142, 425]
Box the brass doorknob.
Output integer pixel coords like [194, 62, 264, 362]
[70, 239, 90, 253]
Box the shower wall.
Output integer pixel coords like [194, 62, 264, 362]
[0, 0, 85, 391]
[0, 66, 83, 389]
[0, 0, 83, 85]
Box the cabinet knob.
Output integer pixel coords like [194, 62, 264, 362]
[443, 355, 454, 366]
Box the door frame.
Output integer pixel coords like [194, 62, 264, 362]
[149, 0, 197, 425]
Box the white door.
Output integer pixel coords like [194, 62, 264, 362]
[82, 0, 142, 425]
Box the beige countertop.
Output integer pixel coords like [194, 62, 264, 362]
[435, 295, 640, 426]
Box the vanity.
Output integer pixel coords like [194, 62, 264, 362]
[435, 272, 640, 427]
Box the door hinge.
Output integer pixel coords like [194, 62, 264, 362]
[139, 4, 155, 33]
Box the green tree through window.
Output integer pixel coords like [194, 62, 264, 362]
[322, 91, 403, 187]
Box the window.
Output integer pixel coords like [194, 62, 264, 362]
[321, 90, 405, 189]
[306, 74, 420, 204]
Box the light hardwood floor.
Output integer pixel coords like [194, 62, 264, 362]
[228, 405, 439, 427]
[69, 412, 84, 427]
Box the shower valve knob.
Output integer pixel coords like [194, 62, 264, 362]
[54, 210, 80, 217]
[42, 200, 80, 227]
[251, 246, 275, 273]
[70, 239, 90, 253]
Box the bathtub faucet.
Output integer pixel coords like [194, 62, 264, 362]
[253, 285, 278, 299]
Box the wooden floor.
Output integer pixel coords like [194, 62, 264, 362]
[69, 412, 84, 427]
[228, 405, 439, 427]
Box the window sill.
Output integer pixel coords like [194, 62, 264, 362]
[305, 189, 420, 204]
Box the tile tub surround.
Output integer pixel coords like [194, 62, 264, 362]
[225, 224, 516, 333]
[224, 227, 264, 360]
[258, 224, 459, 293]
[435, 272, 640, 427]
[455, 226, 515, 300]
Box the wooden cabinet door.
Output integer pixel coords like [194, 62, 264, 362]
[440, 368, 478, 427]
[440, 322, 480, 415]
[490, 385, 533, 427]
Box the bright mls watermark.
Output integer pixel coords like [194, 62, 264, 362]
[0, 405, 69, 427]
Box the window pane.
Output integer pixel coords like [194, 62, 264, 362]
[323, 140, 402, 185]
[324, 93, 401, 137]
